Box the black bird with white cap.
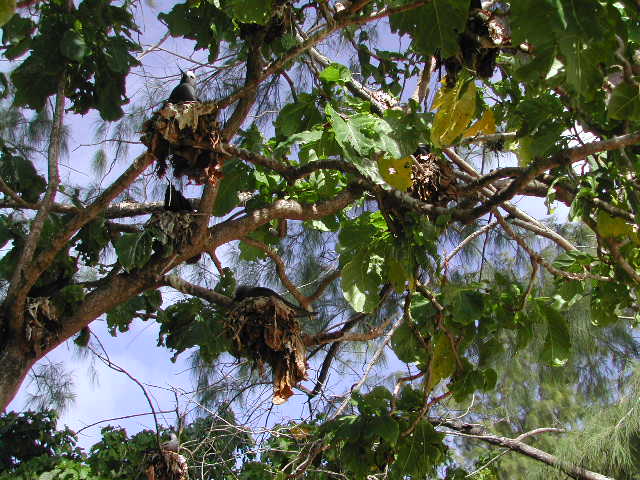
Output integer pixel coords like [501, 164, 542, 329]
[168, 69, 199, 104]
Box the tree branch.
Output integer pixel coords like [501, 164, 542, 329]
[163, 274, 232, 307]
[437, 418, 612, 480]
[239, 237, 309, 308]
[6, 74, 66, 331]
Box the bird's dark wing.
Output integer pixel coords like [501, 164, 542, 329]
[168, 83, 198, 103]
[164, 185, 193, 212]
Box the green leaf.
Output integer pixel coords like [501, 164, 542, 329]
[357, 386, 392, 416]
[510, 0, 563, 45]
[443, 285, 484, 325]
[608, 82, 640, 121]
[597, 210, 633, 238]
[326, 104, 372, 156]
[341, 250, 383, 313]
[319, 63, 352, 84]
[391, 321, 428, 366]
[395, 421, 445, 478]
[397, 386, 423, 412]
[104, 36, 138, 73]
[225, 0, 272, 24]
[158, 298, 229, 361]
[539, 303, 571, 366]
[113, 231, 154, 272]
[213, 159, 256, 216]
[389, 0, 469, 57]
[107, 294, 151, 334]
[74, 217, 110, 266]
[275, 94, 322, 139]
[59, 30, 87, 62]
[367, 415, 399, 446]
[0, 151, 46, 203]
[558, 39, 603, 100]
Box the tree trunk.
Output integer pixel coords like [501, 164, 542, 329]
[0, 334, 36, 410]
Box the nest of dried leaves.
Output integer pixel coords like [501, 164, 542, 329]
[143, 450, 188, 480]
[141, 103, 224, 185]
[409, 151, 458, 205]
[147, 211, 196, 256]
[225, 296, 308, 404]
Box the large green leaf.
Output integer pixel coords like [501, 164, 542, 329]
[0, 151, 46, 203]
[225, 0, 272, 24]
[341, 250, 383, 313]
[275, 94, 322, 139]
[389, 0, 469, 57]
[319, 63, 352, 84]
[213, 159, 256, 216]
[113, 231, 154, 272]
[326, 104, 372, 156]
[608, 82, 640, 121]
[539, 303, 571, 366]
[59, 30, 87, 62]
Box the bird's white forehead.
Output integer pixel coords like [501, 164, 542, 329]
[185, 70, 196, 79]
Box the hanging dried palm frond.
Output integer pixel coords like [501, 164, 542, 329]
[141, 103, 224, 185]
[225, 295, 308, 404]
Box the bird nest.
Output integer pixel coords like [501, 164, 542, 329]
[147, 211, 196, 255]
[141, 103, 224, 185]
[409, 152, 458, 205]
[143, 450, 188, 480]
[225, 296, 308, 404]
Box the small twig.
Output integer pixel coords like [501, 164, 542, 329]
[240, 236, 309, 308]
[444, 221, 498, 270]
[76, 410, 175, 435]
[88, 345, 162, 448]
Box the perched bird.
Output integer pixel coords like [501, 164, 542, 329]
[234, 285, 318, 317]
[164, 184, 193, 212]
[161, 432, 179, 452]
[167, 70, 198, 104]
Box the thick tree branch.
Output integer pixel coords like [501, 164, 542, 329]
[6, 74, 66, 325]
[209, 186, 361, 247]
[163, 274, 232, 307]
[10, 152, 156, 324]
[453, 130, 640, 221]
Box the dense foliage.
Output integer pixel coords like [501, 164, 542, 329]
[1, 0, 640, 478]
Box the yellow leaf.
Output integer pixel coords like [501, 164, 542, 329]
[597, 210, 632, 238]
[290, 424, 312, 440]
[428, 334, 457, 391]
[431, 78, 477, 148]
[378, 155, 413, 191]
[463, 109, 496, 138]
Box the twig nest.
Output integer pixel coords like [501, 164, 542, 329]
[141, 102, 224, 185]
[147, 211, 196, 255]
[409, 152, 457, 205]
[25, 297, 59, 356]
[225, 296, 308, 404]
[143, 450, 188, 480]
